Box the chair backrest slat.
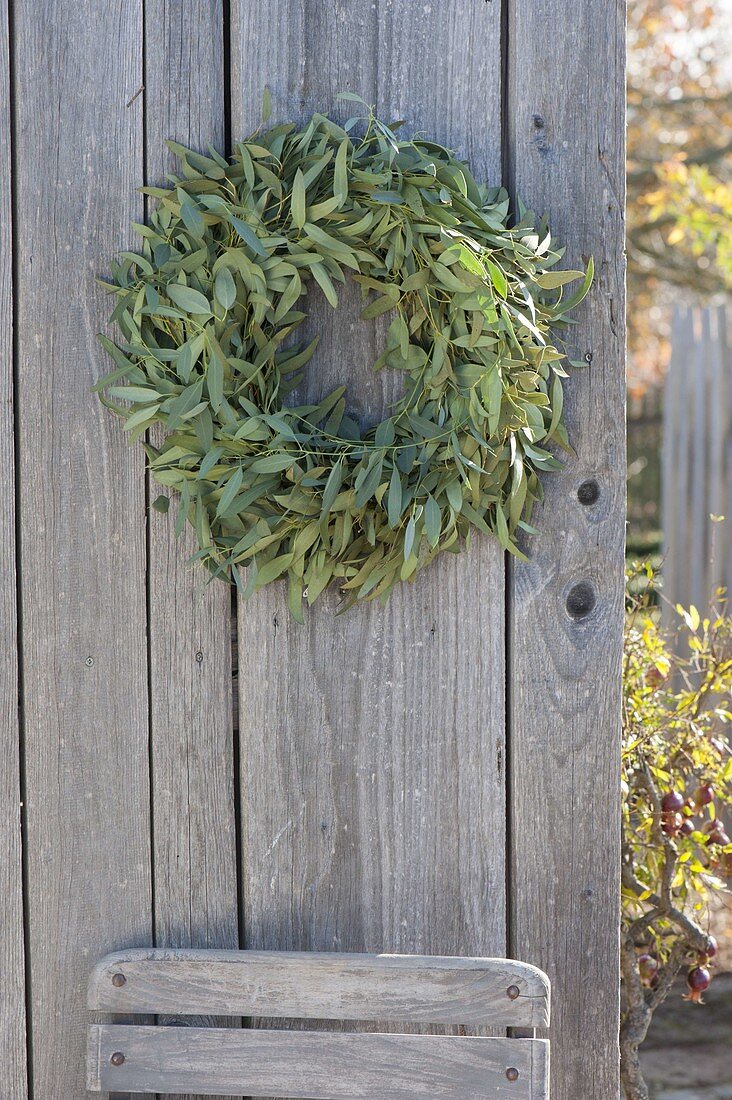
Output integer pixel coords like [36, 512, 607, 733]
[88, 1024, 549, 1099]
[88, 948, 550, 1029]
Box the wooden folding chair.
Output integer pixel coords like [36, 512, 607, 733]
[87, 949, 550, 1097]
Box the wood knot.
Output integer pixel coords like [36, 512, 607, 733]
[566, 582, 596, 620]
[577, 479, 600, 506]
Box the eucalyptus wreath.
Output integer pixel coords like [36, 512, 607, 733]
[96, 96, 592, 619]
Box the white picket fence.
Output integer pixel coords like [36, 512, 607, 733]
[662, 304, 731, 614]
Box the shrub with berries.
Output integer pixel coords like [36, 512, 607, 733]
[620, 564, 731, 1100]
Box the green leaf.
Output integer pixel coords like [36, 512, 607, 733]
[124, 404, 159, 431]
[288, 574, 305, 624]
[445, 480, 463, 512]
[387, 465, 402, 528]
[207, 354, 224, 410]
[214, 267, 237, 310]
[250, 453, 297, 473]
[535, 269, 586, 289]
[311, 263, 338, 308]
[485, 258, 508, 299]
[109, 385, 160, 403]
[354, 453, 383, 508]
[424, 495, 441, 548]
[372, 191, 404, 204]
[494, 503, 510, 549]
[550, 256, 594, 317]
[291, 168, 306, 229]
[256, 553, 293, 586]
[216, 466, 244, 518]
[152, 494, 170, 513]
[167, 283, 211, 315]
[177, 334, 204, 383]
[334, 139, 349, 206]
[546, 374, 564, 438]
[180, 200, 205, 237]
[321, 459, 344, 515]
[230, 216, 268, 257]
[404, 515, 416, 560]
[275, 274, 302, 322]
[199, 447, 225, 479]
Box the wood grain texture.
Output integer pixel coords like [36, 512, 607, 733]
[506, 2, 626, 1098]
[88, 949, 550, 1027]
[0, 1, 28, 1094]
[662, 306, 730, 614]
[144, 7, 239, 1099]
[88, 1025, 548, 1098]
[14, 1, 152, 1095]
[144, 0, 238, 979]
[231, 0, 506, 990]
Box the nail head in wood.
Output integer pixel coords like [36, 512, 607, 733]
[506, 984, 520, 1000]
[506, 1067, 519, 1082]
[110, 1051, 125, 1067]
[111, 973, 126, 988]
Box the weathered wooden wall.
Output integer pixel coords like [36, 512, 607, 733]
[663, 304, 730, 617]
[2, 2, 626, 1098]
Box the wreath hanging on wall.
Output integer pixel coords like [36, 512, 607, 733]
[96, 97, 592, 619]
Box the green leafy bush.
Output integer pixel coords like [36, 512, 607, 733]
[621, 563, 731, 1100]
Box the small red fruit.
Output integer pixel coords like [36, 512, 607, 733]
[662, 811, 683, 837]
[693, 784, 714, 808]
[638, 954, 658, 985]
[698, 936, 717, 964]
[706, 820, 731, 846]
[662, 791, 685, 813]
[684, 965, 711, 1003]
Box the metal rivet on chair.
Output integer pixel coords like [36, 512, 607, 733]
[111, 972, 126, 988]
[506, 1067, 519, 1082]
[506, 984, 520, 1000]
[110, 1052, 125, 1067]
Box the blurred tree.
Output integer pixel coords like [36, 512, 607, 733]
[627, 0, 732, 391]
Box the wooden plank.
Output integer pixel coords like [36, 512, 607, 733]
[706, 307, 725, 598]
[144, 0, 238, 971]
[661, 308, 686, 618]
[13, 0, 152, 1095]
[231, 0, 506, 993]
[89, 949, 550, 1028]
[88, 1025, 548, 1098]
[506, 2, 626, 1098]
[676, 312, 694, 604]
[0, 1, 28, 1094]
[722, 307, 732, 597]
[144, 9, 239, 1100]
[690, 310, 708, 611]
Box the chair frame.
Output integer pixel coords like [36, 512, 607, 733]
[87, 948, 550, 1098]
